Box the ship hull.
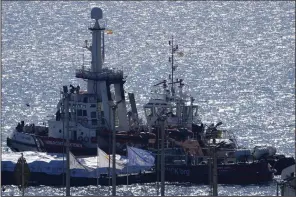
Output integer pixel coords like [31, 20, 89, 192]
[7, 136, 97, 156]
[7, 135, 139, 156]
[1, 161, 273, 186]
[164, 162, 274, 184]
[6, 128, 155, 156]
[6, 134, 295, 176]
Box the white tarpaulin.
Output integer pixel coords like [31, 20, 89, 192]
[2, 150, 151, 177]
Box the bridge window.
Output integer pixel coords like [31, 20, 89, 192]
[77, 109, 82, 116]
[91, 111, 96, 118]
[83, 97, 88, 103]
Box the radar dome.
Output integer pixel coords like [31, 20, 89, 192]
[91, 7, 103, 20]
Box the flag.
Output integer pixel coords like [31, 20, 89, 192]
[105, 30, 113, 34]
[127, 146, 155, 167]
[98, 148, 125, 170]
[69, 151, 93, 171]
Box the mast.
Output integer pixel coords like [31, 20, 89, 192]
[169, 36, 178, 97]
[76, 7, 128, 131]
[170, 36, 174, 95]
[87, 8, 104, 94]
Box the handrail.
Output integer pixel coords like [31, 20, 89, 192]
[76, 68, 124, 81]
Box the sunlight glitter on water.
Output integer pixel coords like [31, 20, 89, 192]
[1, 1, 294, 196]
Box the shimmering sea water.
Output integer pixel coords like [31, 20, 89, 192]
[1, 1, 295, 196]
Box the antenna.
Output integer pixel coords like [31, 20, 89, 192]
[169, 36, 179, 97]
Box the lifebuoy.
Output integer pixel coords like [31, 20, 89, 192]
[78, 136, 83, 141]
[84, 136, 89, 142]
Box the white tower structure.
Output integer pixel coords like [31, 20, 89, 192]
[75, 7, 129, 131]
[88, 7, 103, 94]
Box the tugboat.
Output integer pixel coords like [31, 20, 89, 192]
[138, 36, 294, 176]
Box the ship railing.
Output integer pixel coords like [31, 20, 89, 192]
[75, 68, 124, 81]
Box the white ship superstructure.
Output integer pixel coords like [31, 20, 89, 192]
[49, 7, 130, 146]
[7, 8, 144, 155]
